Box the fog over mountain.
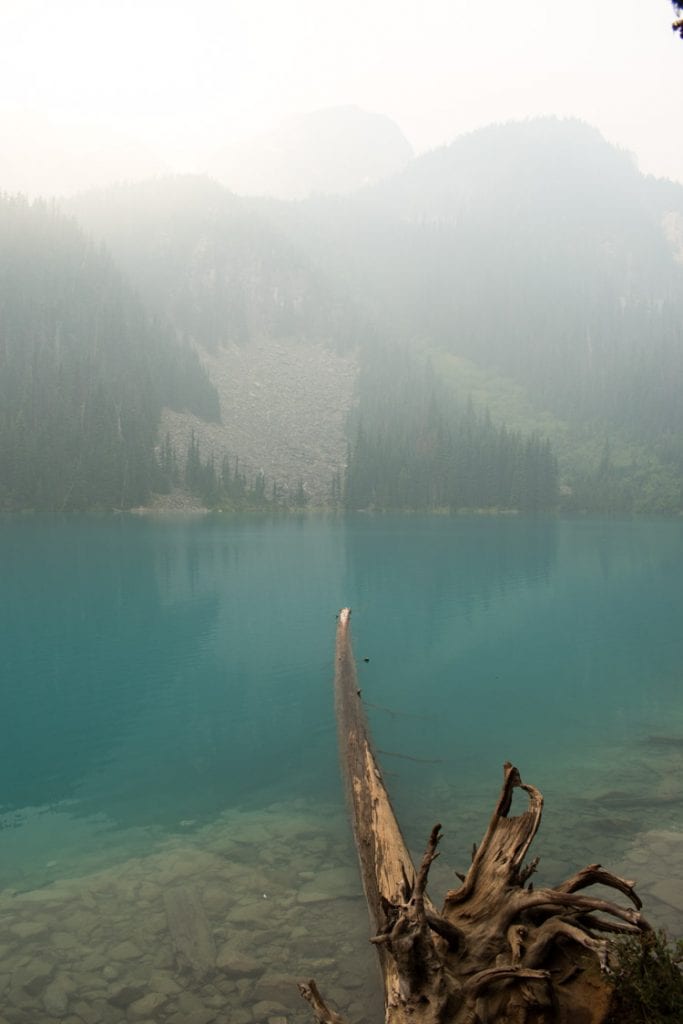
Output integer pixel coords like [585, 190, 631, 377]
[44, 116, 683, 513]
[209, 106, 414, 199]
[3, 89, 683, 514]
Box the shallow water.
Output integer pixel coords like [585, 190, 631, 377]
[1, 514, 682, 1022]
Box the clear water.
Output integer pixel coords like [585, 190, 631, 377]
[1, 514, 682, 1020]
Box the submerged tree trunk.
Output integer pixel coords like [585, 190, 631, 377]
[299, 608, 651, 1024]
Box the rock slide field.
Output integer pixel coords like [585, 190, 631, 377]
[160, 339, 358, 507]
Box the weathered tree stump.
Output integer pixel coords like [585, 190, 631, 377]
[299, 608, 651, 1024]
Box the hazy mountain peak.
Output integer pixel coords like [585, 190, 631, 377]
[363, 116, 645, 228]
[209, 105, 413, 199]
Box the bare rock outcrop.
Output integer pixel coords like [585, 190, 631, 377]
[160, 338, 358, 506]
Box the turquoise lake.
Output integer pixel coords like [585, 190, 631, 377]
[1, 515, 682, 1021]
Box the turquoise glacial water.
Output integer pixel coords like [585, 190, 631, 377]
[1, 514, 683, 919]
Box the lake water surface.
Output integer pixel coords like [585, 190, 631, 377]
[1, 515, 682, 1022]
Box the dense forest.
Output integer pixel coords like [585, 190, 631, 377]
[158, 430, 290, 511]
[3, 117, 683, 514]
[345, 351, 558, 511]
[0, 196, 218, 511]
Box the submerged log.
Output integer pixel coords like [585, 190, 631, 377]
[299, 608, 651, 1024]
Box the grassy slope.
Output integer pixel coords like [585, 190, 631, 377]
[431, 347, 681, 511]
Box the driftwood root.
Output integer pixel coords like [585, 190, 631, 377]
[298, 979, 349, 1024]
[299, 609, 650, 1024]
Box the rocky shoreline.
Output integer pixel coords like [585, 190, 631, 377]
[0, 791, 680, 1024]
[0, 800, 382, 1024]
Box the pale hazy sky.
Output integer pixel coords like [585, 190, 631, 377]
[1, 0, 682, 195]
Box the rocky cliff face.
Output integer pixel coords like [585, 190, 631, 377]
[159, 338, 358, 506]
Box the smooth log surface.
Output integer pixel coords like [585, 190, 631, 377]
[334, 607, 423, 1012]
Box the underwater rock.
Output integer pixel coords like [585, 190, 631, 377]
[215, 946, 263, 977]
[252, 999, 290, 1020]
[347, 999, 366, 1021]
[143, 911, 169, 936]
[233, 822, 274, 845]
[168, 1010, 217, 1024]
[223, 1011, 251, 1024]
[235, 977, 255, 1001]
[164, 886, 216, 980]
[80, 952, 108, 973]
[12, 959, 54, 996]
[227, 900, 273, 925]
[201, 883, 233, 913]
[253, 972, 299, 1004]
[650, 878, 683, 912]
[51, 930, 79, 949]
[148, 973, 182, 996]
[106, 983, 147, 1008]
[71, 1000, 102, 1024]
[626, 846, 649, 865]
[174, 990, 217, 1023]
[10, 921, 47, 941]
[287, 936, 336, 960]
[126, 990, 167, 1019]
[109, 941, 142, 962]
[213, 977, 238, 999]
[43, 978, 69, 1017]
[296, 866, 360, 903]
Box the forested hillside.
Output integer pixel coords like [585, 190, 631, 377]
[0, 196, 218, 511]
[67, 173, 561, 513]
[346, 349, 558, 511]
[24, 116, 683, 514]
[65, 177, 367, 508]
[358, 119, 683, 433]
[65, 177, 367, 353]
[270, 119, 683, 511]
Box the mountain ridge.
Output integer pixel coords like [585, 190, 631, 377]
[29, 116, 683, 511]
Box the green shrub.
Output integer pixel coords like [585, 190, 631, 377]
[606, 930, 683, 1023]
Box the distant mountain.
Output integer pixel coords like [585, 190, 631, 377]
[208, 106, 413, 199]
[59, 118, 683, 513]
[281, 118, 683, 510]
[348, 119, 683, 417]
[66, 175, 367, 353]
